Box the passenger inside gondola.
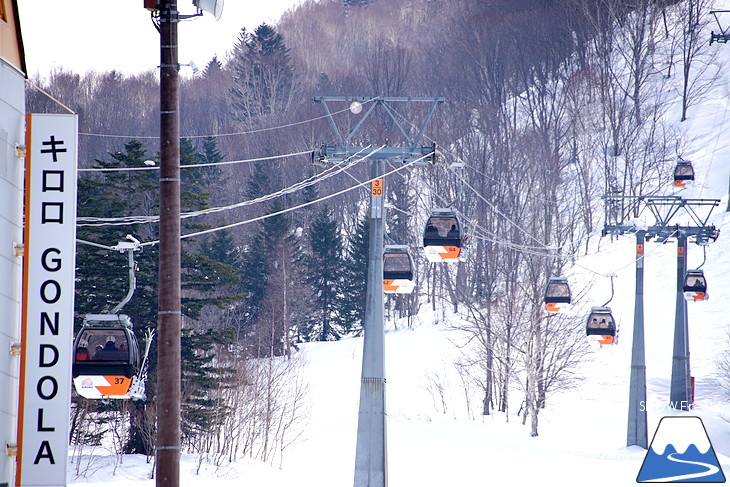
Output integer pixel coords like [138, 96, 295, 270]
[94, 336, 123, 361]
[425, 224, 439, 238]
[425, 217, 460, 243]
[75, 341, 90, 362]
[675, 165, 693, 178]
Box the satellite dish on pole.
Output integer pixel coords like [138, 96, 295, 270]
[193, 0, 223, 20]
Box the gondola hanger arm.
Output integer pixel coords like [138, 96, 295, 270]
[602, 273, 616, 307]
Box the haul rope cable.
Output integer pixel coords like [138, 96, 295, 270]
[78, 149, 434, 249]
[385, 96, 713, 279]
[77, 145, 381, 226]
[78, 97, 381, 139]
[386, 159, 575, 255]
[78, 149, 314, 172]
[420, 141, 682, 278]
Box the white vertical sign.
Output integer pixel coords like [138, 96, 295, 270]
[17, 114, 78, 487]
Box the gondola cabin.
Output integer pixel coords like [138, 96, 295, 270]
[72, 314, 143, 400]
[544, 276, 571, 313]
[586, 307, 616, 346]
[383, 245, 416, 294]
[683, 269, 709, 302]
[423, 208, 462, 262]
[673, 160, 695, 188]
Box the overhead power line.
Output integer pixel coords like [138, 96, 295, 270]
[78, 149, 313, 172]
[78, 147, 429, 249]
[77, 146, 381, 227]
[140, 150, 433, 247]
[79, 98, 381, 140]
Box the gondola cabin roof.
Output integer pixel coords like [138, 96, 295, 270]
[82, 313, 134, 329]
[428, 207, 458, 218]
[384, 244, 411, 254]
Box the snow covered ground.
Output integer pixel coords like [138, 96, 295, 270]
[66, 222, 730, 485]
[65, 4, 730, 487]
[65, 284, 730, 487]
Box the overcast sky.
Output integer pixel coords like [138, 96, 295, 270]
[16, 0, 303, 77]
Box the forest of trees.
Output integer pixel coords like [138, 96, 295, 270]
[26, 0, 724, 465]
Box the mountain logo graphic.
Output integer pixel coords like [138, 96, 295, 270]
[637, 416, 726, 483]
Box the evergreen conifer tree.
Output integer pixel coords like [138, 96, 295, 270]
[76, 139, 243, 454]
[202, 55, 224, 79]
[341, 213, 370, 335]
[229, 23, 294, 124]
[303, 205, 347, 341]
[203, 229, 243, 270]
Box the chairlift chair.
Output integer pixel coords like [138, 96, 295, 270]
[586, 306, 616, 346]
[72, 314, 143, 400]
[423, 208, 463, 262]
[673, 160, 695, 188]
[683, 269, 709, 302]
[383, 245, 416, 294]
[544, 276, 571, 313]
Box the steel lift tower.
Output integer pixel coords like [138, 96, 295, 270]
[313, 96, 442, 487]
[603, 195, 719, 449]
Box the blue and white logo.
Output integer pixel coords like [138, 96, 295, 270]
[637, 416, 726, 483]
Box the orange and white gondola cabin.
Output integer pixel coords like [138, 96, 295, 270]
[674, 159, 694, 188]
[383, 245, 416, 294]
[423, 208, 463, 262]
[72, 314, 143, 400]
[586, 307, 617, 346]
[544, 276, 571, 313]
[683, 269, 709, 302]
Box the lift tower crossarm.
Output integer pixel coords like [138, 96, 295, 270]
[313, 97, 444, 165]
[642, 196, 720, 228]
[603, 195, 720, 244]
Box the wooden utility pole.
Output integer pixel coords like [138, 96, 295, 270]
[157, 2, 181, 486]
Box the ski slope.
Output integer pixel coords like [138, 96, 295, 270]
[66, 223, 730, 485]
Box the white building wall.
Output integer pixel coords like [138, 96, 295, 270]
[0, 59, 25, 487]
